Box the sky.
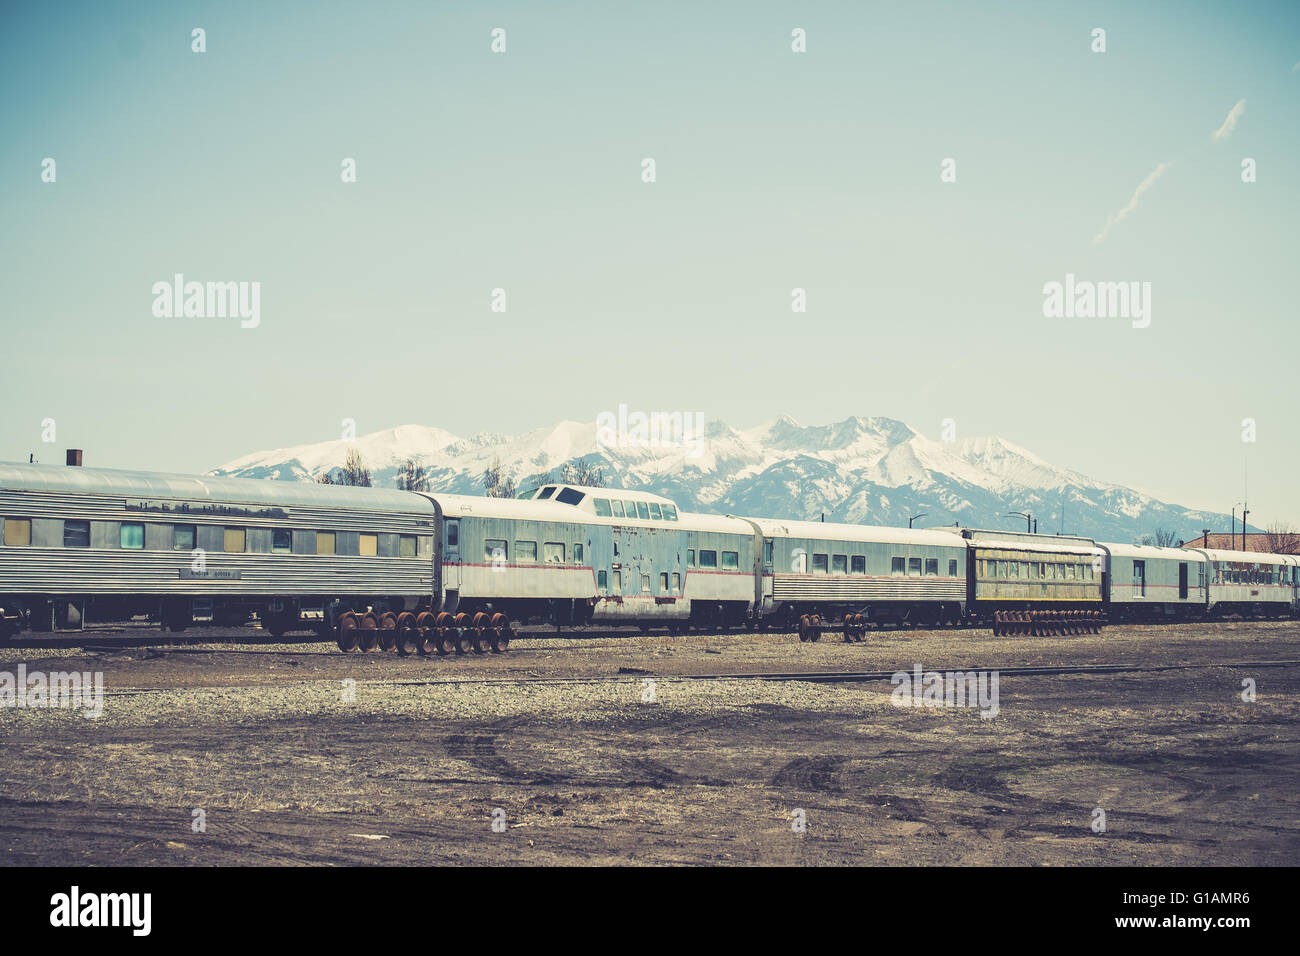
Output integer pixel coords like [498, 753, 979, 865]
[2, 0, 1298, 525]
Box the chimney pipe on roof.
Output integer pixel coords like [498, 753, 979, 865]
[66, 449, 83, 466]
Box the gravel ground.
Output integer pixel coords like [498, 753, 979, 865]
[1, 621, 1297, 865]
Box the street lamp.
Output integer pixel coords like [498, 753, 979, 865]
[909, 513, 928, 528]
[1004, 511, 1033, 533]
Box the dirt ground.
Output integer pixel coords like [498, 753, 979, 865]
[1, 620, 1297, 866]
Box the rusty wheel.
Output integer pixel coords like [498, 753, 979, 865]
[358, 611, 379, 652]
[435, 611, 454, 656]
[490, 612, 511, 653]
[396, 612, 418, 656]
[415, 611, 437, 655]
[453, 612, 473, 655]
[337, 610, 359, 652]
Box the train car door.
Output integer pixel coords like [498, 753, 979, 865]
[444, 518, 461, 591]
[1178, 562, 1188, 600]
[760, 537, 774, 615]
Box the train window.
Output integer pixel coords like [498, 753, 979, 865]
[612, 569, 621, 591]
[851, 555, 866, 574]
[623, 500, 638, 519]
[672, 572, 680, 593]
[813, 553, 828, 574]
[594, 498, 613, 517]
[891, 557, 905, 575]
[121, 523, 145, 550]
[1132, 560, 1145, 595]
[688, 549, 696, 567]
[636, 502, 651, 520]
[641, 573, 651, 593]
[217, 527, 242, 552]
[2, 518, 31, 547]
[173, 525, 196, 551]
[648, 503, 662, 520]
[611, 500, 625, 518]
[662, 504, 678, 521]
[598, 569, 608, 590]
[574, 543, 584, 563]
[722, 551, 739, 569]
[925, 559, 938, 576]
[446, 523, 459, 547]
[544, 542, 565, 564]
[273, 529, 293, 554]
[1008, 561, 1019, 578]
[660, 572, 669, 591]
[832, 554, 847, 574]
[516, 541, 537, 563]
[949, 559, 958, 577]
[556, 488, 585, 506]
[698, 549, 717, 568]
[1065, 564, 1076, 580]
[485, 539, 507, 563]
[764, 540, 775, 564]
[63, 520, 90, 548]
[538, 487, 556, 500]
[359, 534, 378, 556]
[317, 532, 335, 555]
[908, 557, 922, 576]
[399, 535, 417, 558]
[1198, 566, 1206, 588]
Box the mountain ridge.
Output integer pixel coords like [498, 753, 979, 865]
[209, 416, 1243, 544]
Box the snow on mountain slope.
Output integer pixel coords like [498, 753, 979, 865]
[210, 416, 1235, 544]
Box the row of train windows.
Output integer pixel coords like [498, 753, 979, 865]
[591, 498, 679, 522]
[484, 539, 584, 564]
[1213, 567, 1286, 585]
[978, 559, 1095, 581]
[596, 569, 682, 594]
[687, 549, 740, 569]
[889, 557, 958, 577]
[0, 518, 419, 558]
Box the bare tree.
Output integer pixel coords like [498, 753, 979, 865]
[1266, 523, 1300, 554]
[560, 460, 605, 487]
[483, 457, 516, 498]
[395, 457, 428, 492]
[1154, 527, 1178, 548]
[333, 448, 371, 487]
[317, 472, 334, 484]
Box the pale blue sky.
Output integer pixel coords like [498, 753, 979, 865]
[2, 1, 1297, 523]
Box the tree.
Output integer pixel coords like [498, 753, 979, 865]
[483, 457, 516, 498]
[560, 460, 605, 487]
[1153, 528, 1178, 548]
[334, 448, 371, 487]
[317, 472, 333, 484]
[1266, 523, 1300, 554]
[395, 457, 428, 492]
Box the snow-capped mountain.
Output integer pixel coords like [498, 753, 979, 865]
[210, 416, 1238, 545]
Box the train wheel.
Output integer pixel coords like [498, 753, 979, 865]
[378, 611, 398, 652]
[396, 612, 418, 656]
[798, 614, 810, 642]
[453, 612, 473, 655]
[435, 612, 454, 656]
[415, 611, 437, 655]
[337, 611, 359, 653]
[471, 612, 492, 654]
[490, 612, 511, 653]
[358, 611, 379, 652]
[842, 613, 855, 643]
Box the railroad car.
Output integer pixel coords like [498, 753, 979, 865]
[750, 518, 967, 630]
[1195, 547, 1292, 618]
[1100, 543, 1208, 621]
[953, 529, 1105, 618]
[439, 484, 758, 631]
[0, 462, 436, 637]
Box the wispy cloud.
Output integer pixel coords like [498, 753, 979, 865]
[1092, 162, 1173, 245]
[1211, 98, 1246, 141]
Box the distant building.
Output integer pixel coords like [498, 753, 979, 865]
[1181, 532, 1300, 554]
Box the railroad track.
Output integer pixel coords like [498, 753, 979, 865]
[93, 658, 1300, 698]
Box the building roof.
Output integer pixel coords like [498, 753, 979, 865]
[1181, 532, 1299, 554]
